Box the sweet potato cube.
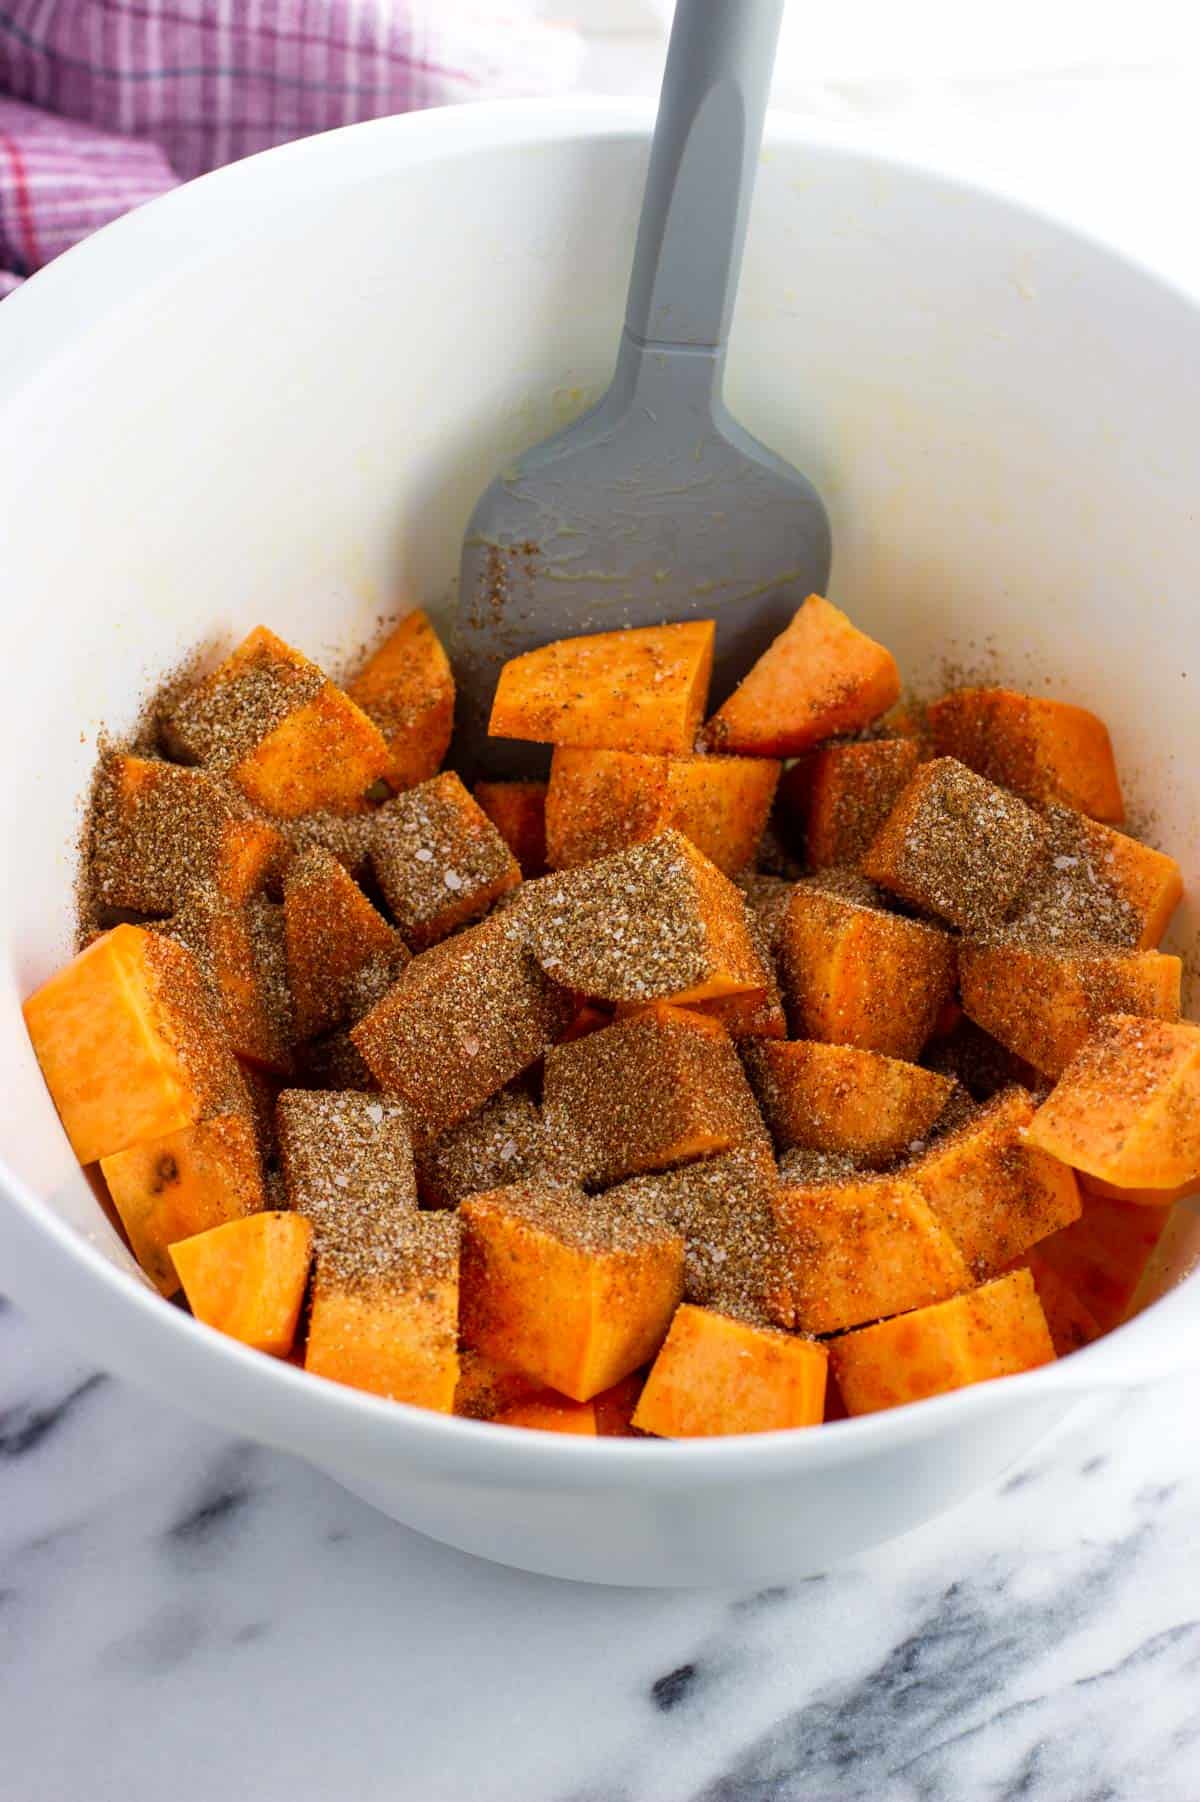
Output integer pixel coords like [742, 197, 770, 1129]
[704, 596, 900, 756]
[830, 1268, 1055, 1416]
[928, 686, 1124, 822]
[1014, 1249, 1103, 1356]
[803, 738, 920, 868]
[369, 772, 521, 948]
[744, 1039, 954, 1165]
[473, 780, 548, 877]
[519, 829, 769, 1005]
[351, 911, 572, 1138]
[1007, 805, 1182, 951]
[277, 1088, 417, 1262]
[453, 1348, 544, 1421]
[1025, 1015, 1200, 1189]
[24, 924, 242, 1164]
[633, 1305, 827, 1438]
[489, 620, 715, 755]
[283, 846, 407, 1040]
[459, 1183, 684, 1400]
[1031, 1197, 1171, 1332]
[960, 940, 1182, 1078]
[162, 627, 392, 818]
[737, 873, 797, 956]
[542, 1006, 769, 1189]
[346, 609, 455, 791]
[778, 875, 955, 1060]
[169, 1211, 313, 1356]
[623, 911, 788, 1040]
[494, 1393, 598, 1434]
[862, 757, 1048, 930]
[664, 755, 781, 873]
[770, 1172, 970, 1334]
[544, 748, 671, 870]
[907, 1088, 1082, 1277]
[416, 1085, 556, 1209]
[89, 753, 283, 914]
[101, 1112, 265, 1296]
[166, 892, 295, 1074]
[305, 1212, 461, 1408]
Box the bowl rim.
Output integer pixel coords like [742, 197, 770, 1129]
[2, 95, 1198, 1485]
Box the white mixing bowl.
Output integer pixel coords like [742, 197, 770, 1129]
[3, 100, 1200, 1588]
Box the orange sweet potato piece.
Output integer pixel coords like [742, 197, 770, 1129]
[169, 1211, 313, 1356]
[489, 621, 715, 755]
[459, 1183, 684, 1401]
[633, 1305, 827, 1438]
[907, 1088, 1082, 1277]
[519, 829, 769, 1007]
[473, 780, 548, 877]
[1032, 1196, 1171, 1332]
[927, 686, 1124, 822]
[305, 1212, 460, 1407]
[664, 756, 781, 874]
[804, 738, 920, 868]
[1008, 806, 1182, 951]
[544, 749, 779, 875]
[778, 876, 956, 1060]
[167, 892, 295, 1075]
[862, 758, 1048, 930]
[163, 627, 392, 818]
[283, 846, 407, 1040]
[770, 1172, 970, 1334]
[704, 596, 900, 756]
[369, 772, 521, 948]
[345, 609, 455, 791]
[24, 924, 242, 1165]
[494, 1393, 598, 1434]
[453, 1348, 544, 1421]
[1025, 1015, 1200, 1189]
[101, 1112, 265, 1295]
[542, 1005, 769, 1188]
[959, 940, 1181, 1078]
[89, 753, 284, 913]
[744, 1039, 954, 1165]
[830, 1268, 1055, 1416]
[1014, 1248, 1103, 1356]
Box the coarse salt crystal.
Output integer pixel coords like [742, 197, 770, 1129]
[365, 1102, 384, 1125]
[463, 1035, 481, 1057]
[499, 1139, 518, 1162]
[415, 847, 434, 863]
[444, 869, 464, 890]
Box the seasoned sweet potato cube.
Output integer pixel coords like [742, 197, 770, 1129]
[162, 627, 392, 817]
[906, 1088, 1081, 1277]
[769, 1172, 970, 1334]
[89, 753, 283, 914]
[495, 1393, 598, 1434]
[1012, 1249, 1103, 1356]
[544, 748, 671, 869]
[369, 772, 521, 948]
[778, 875, 955, 1060]
[862, 757, 1048, 930]
[744, 1039, 955, 1165]
[453, 1348, 544, 1421]
[928, 686, 1123, 822]
[633, 1305, 827, 1438]
[543, 1006, 769, 1189]
[830, 1268, 1055, 1416]
[1025, 1015, 1200, 1189]
[101, 1112, 265, 1295]
[283, 846, 407, 1040]
[277, 1088, 417, 1251]
[351, 911, 572, 1138]
[305, 1212, 461, 1408]
[1006, 805, 1182, 951]
[960, 940, 1181, 1078]
[346, 609, 455, 791]
[803, 738, 920, 868]
[665, 755, 781, 873]
[473, 780, 548, 877]
[1031, 1197, 1171, 1332]
[169, 1212, 313, 1356]
[737, 872, 797, 956]
[166, 892, 295, 1075]
[518, 829, 769, 1006]
[704, 596, 900, 756]
[416, 1086, 556, 1209]
[460, 1183, 684, 1400]
[489, 620, 715, 755]
[24, 924, 242, 1164]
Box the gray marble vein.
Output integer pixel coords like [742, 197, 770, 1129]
[2, 1293, 1198, 1802]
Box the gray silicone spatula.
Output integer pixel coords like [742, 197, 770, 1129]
[454, 0, 831, 775]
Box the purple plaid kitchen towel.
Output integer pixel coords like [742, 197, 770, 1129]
[0, 1, 579, 292]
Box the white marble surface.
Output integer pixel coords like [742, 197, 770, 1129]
[8, 29, 1200, 1802]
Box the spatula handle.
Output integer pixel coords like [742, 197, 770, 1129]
[623, 0, 785, 352]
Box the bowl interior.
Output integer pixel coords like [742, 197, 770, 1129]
[3, 106, 1200, 1316]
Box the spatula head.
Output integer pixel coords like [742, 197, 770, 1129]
[454, 343, 830, 776]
